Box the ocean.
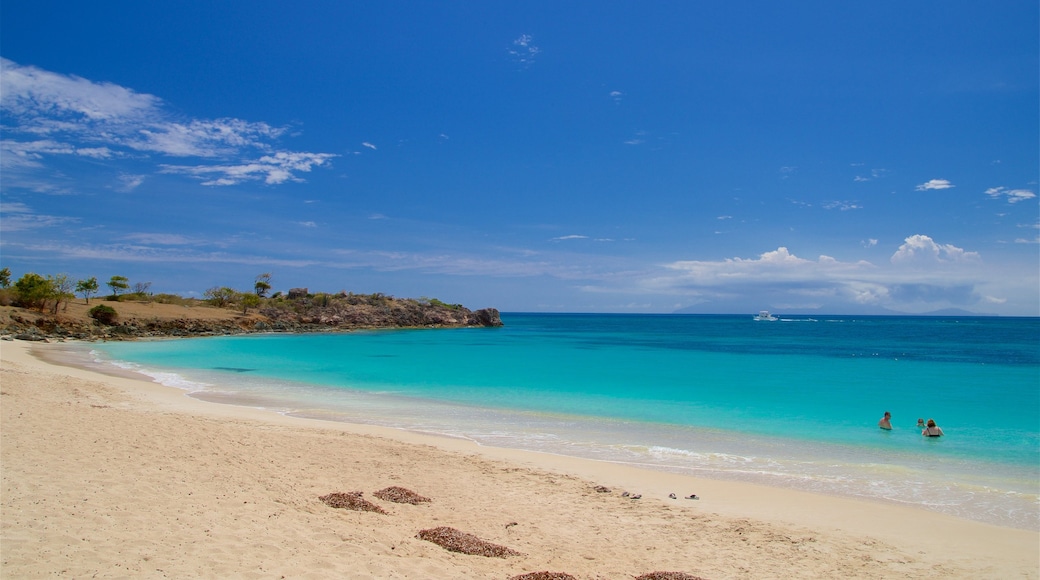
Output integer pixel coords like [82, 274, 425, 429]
[83, 313, 1040, 530]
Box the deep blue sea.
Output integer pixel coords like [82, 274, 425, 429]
[84, 313, 1040, 530]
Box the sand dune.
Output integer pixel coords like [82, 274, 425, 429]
[2, 340, 1036, 579]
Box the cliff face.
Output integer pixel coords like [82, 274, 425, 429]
[0, 295, 502, 342]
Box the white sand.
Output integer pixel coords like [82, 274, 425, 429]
[2, 339, 1037, 579]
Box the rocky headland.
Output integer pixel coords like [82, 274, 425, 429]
[0, 292, 502, 342]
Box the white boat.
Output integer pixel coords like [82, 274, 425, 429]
[753, 310, 778, 321]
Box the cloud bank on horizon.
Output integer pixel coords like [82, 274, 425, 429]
[0, 3, 1036, 315]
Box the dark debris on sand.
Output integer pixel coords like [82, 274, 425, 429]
[416, 526, 522, 558]
[373, 486, 431, 504]
[318, 491, 388, 514]
[635, 572, 709, 580]
[509, 572, 577, 580]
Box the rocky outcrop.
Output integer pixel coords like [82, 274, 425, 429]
[0, 296, 503, 342]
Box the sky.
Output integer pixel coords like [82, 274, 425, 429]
[1, 1, 1037, 315]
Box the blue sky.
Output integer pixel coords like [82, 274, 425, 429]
[1, 1, 1037, 315]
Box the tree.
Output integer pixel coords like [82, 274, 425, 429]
[14, 272, 54, 311]
[76, 277, 99, 304]
[203, 286, 238, 307]
[254, 273, 272, 297]
[48, 274, 74, 313]
[132, 281, 152, 296]
[240, 292, 261, 313]
[0, 267, 11, 288]
[107, 275, 129, 298]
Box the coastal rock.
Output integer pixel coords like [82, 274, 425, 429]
[1, 293, 503, 341]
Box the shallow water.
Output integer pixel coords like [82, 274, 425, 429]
[88, 313, 1040, 529]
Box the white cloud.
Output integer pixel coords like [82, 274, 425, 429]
[551, 235, 589, 241]
[862, 238, 878, 247]
[1, 57, 159, 122]
[985, 186, 1036, 203]
[508, 34, 540, 67]
[161, 151, 337, 186]
[121, 233, 196, 245]
[0, 202, 77, 231]
[915, 179, 954, 191]
[639, 238, 1000, 312]
[854, 168, 887, 182]
[890, 234, 980, 265]
[822, 201, 862, 211]
[116, 173, 145, 192]
[362, 142, 377, 150]
[0, 58, 334, 187]
[663, 247, 874, 286]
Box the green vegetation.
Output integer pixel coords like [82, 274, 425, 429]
[76, 277, 99, 304]
[88, 304, 118, 325]
[13, 273, 52, 311]
[107, 275, 129, 298]
[425, 297, 463, 310]
[254, 273, 272, 297]
[0, 267, 488, 329]
[49, 274, 74, 314]
[239, 292, 261, 313]
[203, 286, 238, 307]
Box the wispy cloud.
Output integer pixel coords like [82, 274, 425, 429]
[822, 201, 862, 211]
[551, 234, 589, 241]
[361, 142, 377, 150]
[854, 168, 887, 182]
[985, 186, 1036, 204]
[508, 34, 541, 68]
[0, 58, 335, 187]
[161, 151, 337, 186]
[121, 232, 198, 245]
[116, 173, 145, 192]
[0, 202, 78, 231]
[916, 178, 954, 191]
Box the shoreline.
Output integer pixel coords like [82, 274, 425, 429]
[3, 339, 1037, 578]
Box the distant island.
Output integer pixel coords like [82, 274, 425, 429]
[0, 270, 502, 341]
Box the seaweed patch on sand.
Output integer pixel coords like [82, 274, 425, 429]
[319, 491, 388, 514]
[416, 526, 522, 557]
[373, 486, 431, 504]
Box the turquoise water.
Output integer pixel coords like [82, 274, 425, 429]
[87, 314, 1040, 529]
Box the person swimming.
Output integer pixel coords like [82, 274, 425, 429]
[916, 418, 926, 429]
[922, 418, 944, 437]
[878, 411, 892, 430]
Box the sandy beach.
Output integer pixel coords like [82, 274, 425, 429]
[2, 339, 1037, 579]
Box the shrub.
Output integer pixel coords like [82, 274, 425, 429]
[203, 286, 238, 307]
[0, 287, 15, 306]
[89, 304, 118, 325]
[13, 272, 54, 311]
[152, 293, 191, 306]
